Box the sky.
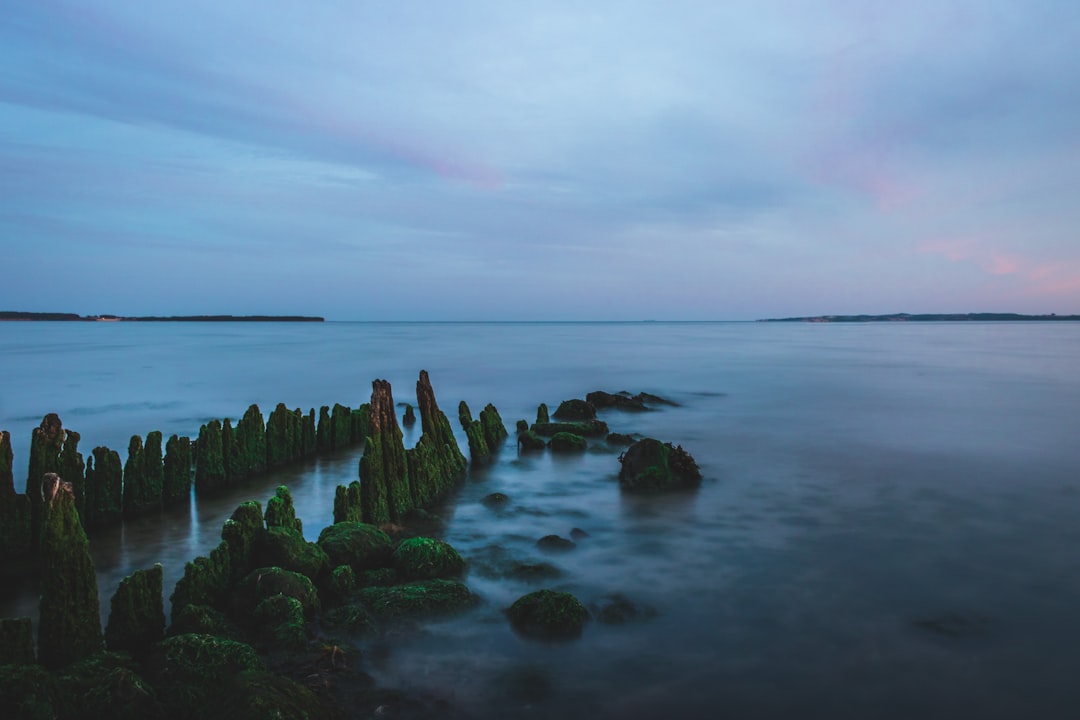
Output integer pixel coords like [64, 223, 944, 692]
[1, 1, 1079, 321]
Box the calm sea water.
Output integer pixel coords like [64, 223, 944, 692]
[2, 321, 1080, 718]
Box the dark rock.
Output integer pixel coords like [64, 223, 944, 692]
[359, 380, 409, 524]
[457, 400, 473, 430]
[218, 670, 330, 719]
[331, 403, 352, 449]
[552, 399, 596, 421]
[481, 492, 510, 508]
[254, 526, 328, 582]
[322, 603, 377, 634]
[0, 430, 13, 500]
[351, 403, 371, 444]
[195, 420, 226, 496]
[586, 390, 647, 411]
[28, 413, 64, 550]
[59, 428, 86, 518]
[569, 527, 590, 540]
[0, 617, 34, 665]
[517, 430, 547, 452]
[536, 534, 576, 552]
[105, 564, 165, 657]
[535, 403, 549, 424]
[358, 579, 478, 620]
[266, 403, 298, 469]
[301, 408, 317, 458]
[515, 419, 529, 434]
[85, 446, 123, 528]
[252, 594, 307, 652]
[402, 403, 416, 427]
[162, 434, 192, 507]
[264, 485, 303, 534]
[152, 634, 264, 716]
[480, 403, 509, 449]
[406, 370, 468, 509]
[592, 593, 657, 624]
[393, 537, 466, 581]
[38, 474, 103, 668]
[62, 651, 164, 720]
[606, 432, 636, 446]
[317, 406, 333, 452]
[0, 664, 65, 718]
[323, 564, 357, 606]
[506, 589, 589, 640]
[618, 438, 702, 491]
[508, 562, 563, 582]
[463, 419, 490, 463]
[170, 541, 232, 622]
[549, 432, 586, 452]
[239, 567, 320, 618]
[0, 431, 32, 567]
[167, 604, 244, 640]
[317, 521, 393, 572]
[222, 501, 265, 584]
[531, 420, 609, 437]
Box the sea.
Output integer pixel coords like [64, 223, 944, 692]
[1, 320, 1079, 719]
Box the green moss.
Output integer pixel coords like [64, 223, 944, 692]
[0, 433, 32, 566]
[548, 432, 587, 452]
[517, 430, 547, 452]
[254, 526, 328, 582]
[143, 431, 165, 509]
[552, 399, 596, 421]
[123, 435, 147, 517]
[392, 537, 466, 581]
[333, 480, 363, 524]
[240, 567, 320, 618]
[38, 476, 103, 669]
[506, 589, 589, 640]
[301, 408, 317, 458]
[463, 421, 490, 463]
[64, 651, 164, 720]
[195, 420, 226, 496]
[535, 404, 549, 425]
[531, 420, 609, 437]
[358, 579, 478, 620]
[59, 429, 86, 520]
[154, 634, 264, 716]
[264, 485, 303, 534]
[358, 568, 398, 587]
[162, 435, 192, 508]
[359, 381, 409, 524]
[166, 604, 244, 641]
[402, 403, 416, 427]
[479, 404, 508, 450]
[316, 406, 332, 452]
[617, 438, 702, 491]
[217, 670, 329, 720]
[323, 564, 357, 606]
[221, 419, 235, 483]
[0, 617, 34, 665]
[105, 564, 165, 657]
[230, 405, 266, 482]
[317, 522, 393, 572]
[331, 403, 352, 449]
[0, 663, 65, 719]
[27, 414, 65, 551]
[351, 403, 371, 444]
[0, 430, 13, 498]
[322, 602, 377, 635]
[266, 403, 297, 469]
[252, 594, 307, 652]
[457, 400, 473, 430]
[222, 501, 265, 583]
[170, 541, 232, 622]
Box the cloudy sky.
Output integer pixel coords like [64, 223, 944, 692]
[2, 1, 1078, 320]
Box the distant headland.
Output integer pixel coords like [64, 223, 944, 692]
[0, 311, 324, 322]
[759, 313, 1080, 322]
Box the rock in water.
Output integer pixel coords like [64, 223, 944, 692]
[406, 370, 467, 507]
[0, 430, 33, 568]
[402, 403, 416, 427]
[105, 563, 165, 657]
[480, 403, 509, 449]
[162, 434, 192, 507]
[264, 485, 303, 534]
[333, 480, 363, 523]
[0, 617, 34, 665]
[549, 432, 586, 452]
[618, 438, 702, 491]
[552, 399, 597, 421]
[359, 379, 409, 524]
[507, 589, 589, 640]
[38, 474, 103, 668]
[28, 414, 65, 551]
[85, 446, 123, 528]
[195, 420, 226, 496]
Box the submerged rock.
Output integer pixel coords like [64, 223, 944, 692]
[552, 399, 597, 421]
[517, 429, 547, 452]
[506, 589, 589, 640]
[588, 390, 678, 410]
[592, 593, 658, 624]
[549, 432, 586, 452]
[481, 492, 510, 508]
[536, 535, 576, 552]
[618, 438, 702, 491]
[358, 579, 478, 620]
[402, 403, 416, 427]
[38, 474, 103, 668]
[392, 537, 466, 581]
[532, 420, 609, 437]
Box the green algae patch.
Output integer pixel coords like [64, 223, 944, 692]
[0, 663, 66, 719]
[358, 579, 478, 621]
[254, 526, 329, 582]
[392, 537, 466, 581]
[552, 399, 596, 421]
[222, 501, 265, 584]
[166, 604, 245, 641]
[162, 434, 192, 508]
[218, 670, 330, 720]
[535, 403, 550, 425]
[322, 602, 378, 635]
[317, 521, 393, 572]
[618, 438, 702, 491]
[252, 594, 308, 652]
[264, 485, 303, 534]
[548, 432, 587, 452]
[517, 429, 547, 452]
[62, 651, 164, 720]
[506, 589, 589, 641]
[195, 420, 226, 496]
[170, 541, 232, 622]
[333, 480, 363, 524]
[152, 634, 264, 716]
[85, 445, 123, 528]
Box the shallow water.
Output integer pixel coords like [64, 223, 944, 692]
[2, 321, 1080, 718]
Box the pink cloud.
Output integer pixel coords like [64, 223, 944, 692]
[919, 236, 1080, 298]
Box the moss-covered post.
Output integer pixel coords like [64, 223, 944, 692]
[457, 401, 473, 430]
[480, 404, 508, 450]
[266, 403, 296, 469]
[402, 404, 416, 427]
[333, 480, 363, 523]
[105, 563, 164, 658]
[407, 370, 468, 507]
[230, 404, 267, 482]
[331, 403, 352, 449]
[536, 403, 550, 425]
[195, 420, 226, 496]
[317, 406, 332, 452]
[221, 418, 235, 483]
[27, 413, 65, 551]
[0, 430, 32, 570]
[162, 434, 192, 507]
[264, 485, 302, 534]
[456, 400, 490, 464]
[85, 446, 123, 528]
[292, 408, 305, 460]
[122, 433, 146, 518]
[38, 474, 103, 668]
[222, 500, 264, 583]
[301, 408, 317, 458]
[0, 430, 13, 501]
[169, 541, 232, 621]
[59, 429, 85, 519]
[351, 404, 371, 444]
[359, 380, 408, 524]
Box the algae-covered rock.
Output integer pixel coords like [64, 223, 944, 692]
[358, 579, 478, 620]
[252, 593, 307, 652]
[195, 420, 226, 496]
[153, 634, 264, 716]
[167, 603, 245, 641]
[531, 420, 609, 437]
[402, 403, 416, 427]
[317, 406, 333, 452]
[322, 602, 377, 635]
[105, 563, 165, 657]
[479, 403, 508, 450]
[85, 445, 123, 528]
[217, 670, 330, 720]
[239, 567, 320, 618]
[317, 522, 393, 572]
[517, 430, 547, 452]
[254, 526, 329, 582]
[301, 408, 317, 458]
[457, 400, 473, 430]
[0, 430, 32, 567]
[63, 651, 164, 720]
[162, 434, 192, 507]
[408, 370, 467, 506]
[535, 403, 549, 425]
[142, 430, 165, 510]
[358, 568, 398, 587]
[351, 403, 371, 444]
[359, 380, 408, 524]
[170, 541, 232, 622]
[265, 403, 298, 470]
[38, 474, 103, 668]
[515, 419, 529, 434]
[392, 537, 466, 581]
[323, 564, 357, 606]
[222, 501, 265, 583]
[333, 480, 363, 524]
[506, 589, 589, 640]
[0, 617, 34, 665]
[0, 663, 65, 719]
[548, 432, 586, 452]
[552, 399, 596, 421]
[59, 428, 86, 518]
[586, 390, 647, 411]
[124, 434, 161, 516]
[537, 535, 576, 552]
[27, 414, 65, 550]
[618, 438, 702, 491]
[231, 404, 267, 482]
[331, 403, 352, 449]
[462, 420, 490, 463]
[264, 485, 303, 534]
[606, 432, 636, 446]
[481, 492, 510, 508]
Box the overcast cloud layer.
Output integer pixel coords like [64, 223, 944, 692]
[2, 1, 1078, 320]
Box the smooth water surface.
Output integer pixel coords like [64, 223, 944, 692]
[2, 321, 1079, 718]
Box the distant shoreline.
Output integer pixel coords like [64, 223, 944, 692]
[0, 312, 324, 322]
[759, 313, 1080, 322]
